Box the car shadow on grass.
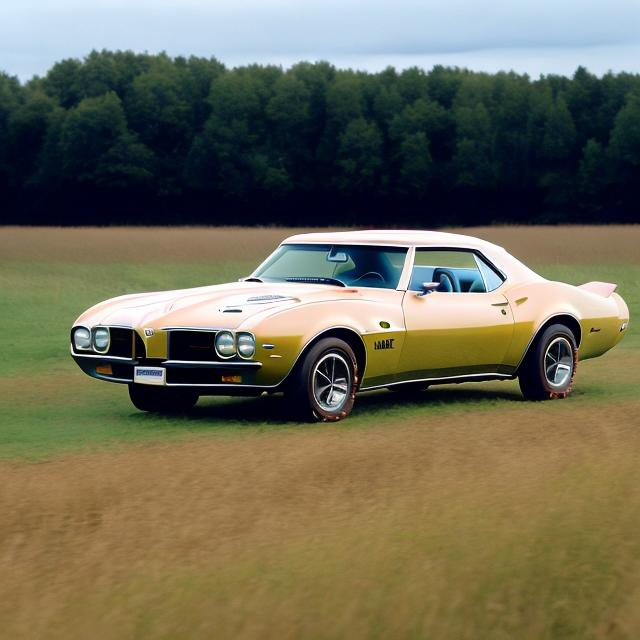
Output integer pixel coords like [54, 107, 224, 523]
[128, 383, 525, 428]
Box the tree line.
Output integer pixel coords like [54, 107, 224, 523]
[1, 50, 639, 225]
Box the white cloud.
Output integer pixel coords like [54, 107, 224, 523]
[1, 0, 639, 79]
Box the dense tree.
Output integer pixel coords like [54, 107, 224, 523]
[453, 103, 496, 189]
[8, 89, 58, 186]
[609, 93, 640, 168]
[1, 50, 639, 225]
[578, 138, 607, 216]
[336, 117, 383, 193]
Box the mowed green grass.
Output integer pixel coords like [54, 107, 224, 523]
[1, 227, 640, 640]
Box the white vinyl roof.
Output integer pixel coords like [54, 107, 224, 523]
[282, 229, 541, 285]
[283, 229, 503, 251]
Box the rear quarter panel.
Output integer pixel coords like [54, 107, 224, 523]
[502, 281, 627, 368]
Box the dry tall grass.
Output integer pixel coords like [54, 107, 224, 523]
[2, 400, 640, 639]
[2, 224, 639, 264]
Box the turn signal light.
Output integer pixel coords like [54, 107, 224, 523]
[96, 364, 113, 375]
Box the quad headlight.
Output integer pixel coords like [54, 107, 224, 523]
[215, 331, 236, 358]
[93, 327, 110, 352]
[236, 332, 256, 359]
[73, 327, 91, 350]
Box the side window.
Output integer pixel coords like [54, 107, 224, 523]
[410, 249, 504, 293]
[474, 254, 504, 292]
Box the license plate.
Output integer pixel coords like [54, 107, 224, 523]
[134, 366, 166, 386]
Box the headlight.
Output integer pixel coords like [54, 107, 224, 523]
[73, 327, 91, 350]
[237, 333, 256, 359]
[93, 327, 110, 352]
[215, 331, 236, 358]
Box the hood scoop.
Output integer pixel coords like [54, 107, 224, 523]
[246, 294, 295, 303]
[219, 293, 299, 314]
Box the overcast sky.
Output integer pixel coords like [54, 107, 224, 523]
[2, 0, 640, 80]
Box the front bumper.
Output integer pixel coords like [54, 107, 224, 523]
[71, 352, 270, 394]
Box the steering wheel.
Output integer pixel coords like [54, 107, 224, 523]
[432, 268, 461, 293]
[352, 271, 385, 283]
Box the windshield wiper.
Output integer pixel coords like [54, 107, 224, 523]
[285, 276, 346, 287]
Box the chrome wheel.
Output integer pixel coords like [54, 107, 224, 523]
[312, 353, 351, 412]
[544, 337, 574, 388]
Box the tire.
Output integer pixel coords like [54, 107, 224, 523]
[286, 337, 358, 422]
[128, 383, 199, 413]
[518, 324, 578, 401]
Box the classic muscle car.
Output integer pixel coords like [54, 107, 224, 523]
[70, 230, 629, 421]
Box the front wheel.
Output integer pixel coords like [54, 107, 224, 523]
[518, 324, 578, 400]
[287, 338, 358, 422]
[128, 384, 199, 413]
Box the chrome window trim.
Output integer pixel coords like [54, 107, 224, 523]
[396, 246, 415, 291]
[248, 243, 412, 293]
[408, 246, 507, 293]
[472, 253, 489, 292]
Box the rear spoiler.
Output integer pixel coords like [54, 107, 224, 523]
[578, 281, 617, 297]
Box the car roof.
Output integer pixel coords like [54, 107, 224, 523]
[281, 229, 541, 284]
[283, 229, 503, 251]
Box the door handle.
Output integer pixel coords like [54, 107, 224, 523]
[491, 302, 509, 307]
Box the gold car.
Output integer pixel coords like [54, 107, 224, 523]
[70, 230, 629, 421]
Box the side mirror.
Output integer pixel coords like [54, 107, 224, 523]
[416, 282, 439, 297]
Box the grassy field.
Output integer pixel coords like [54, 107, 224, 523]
[1, 225, 639, 639]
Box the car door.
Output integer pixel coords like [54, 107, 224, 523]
[397, 248, 515, 382]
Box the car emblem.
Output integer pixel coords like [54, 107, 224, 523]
[144, 328, 154, 337]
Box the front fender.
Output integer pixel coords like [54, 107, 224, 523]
[246, 295, 406, 387]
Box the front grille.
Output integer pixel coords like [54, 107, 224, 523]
[168, 331, 219, 361]
[108, 328, 135, 358]
[133, 332, 146, 359]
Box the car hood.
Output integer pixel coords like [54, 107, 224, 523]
[75, 281, 366, 331]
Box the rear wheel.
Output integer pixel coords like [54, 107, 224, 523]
[518, 324, 577, 400]
[128, 384, 199, 413]
[287, 338, 358, 422]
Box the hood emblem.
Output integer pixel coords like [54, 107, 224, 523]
[144, 328, 154, 337]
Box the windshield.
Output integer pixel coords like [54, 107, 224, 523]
[253, 244, 408, 289]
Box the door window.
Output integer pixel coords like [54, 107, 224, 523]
[409, 249, 504, 293]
